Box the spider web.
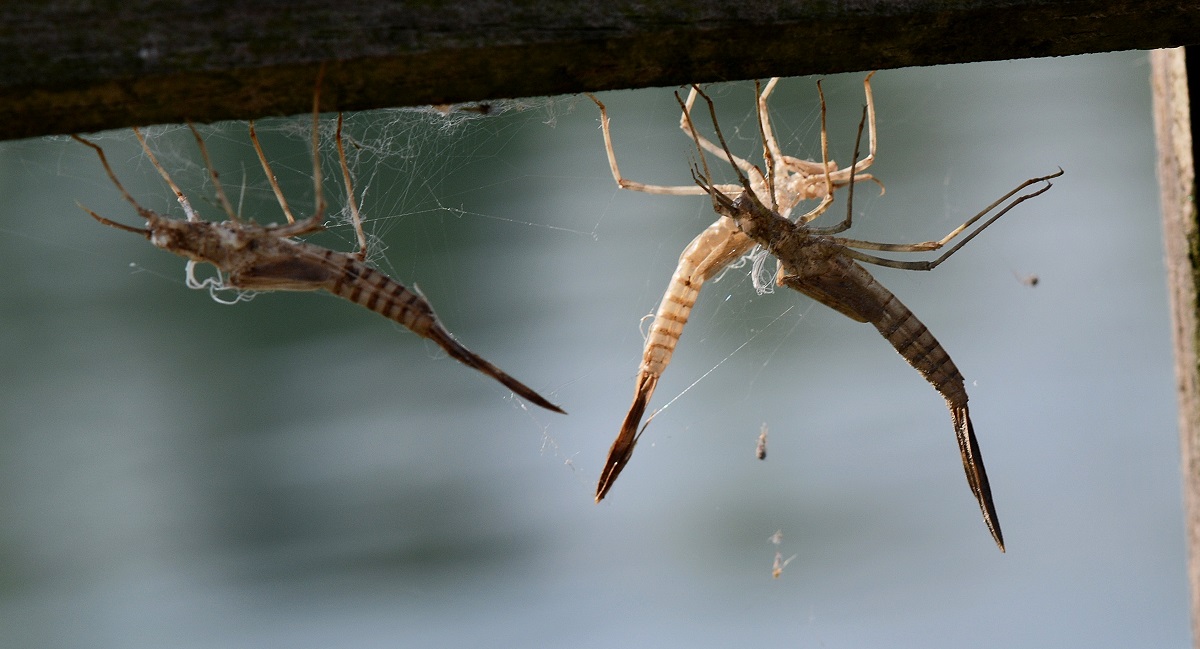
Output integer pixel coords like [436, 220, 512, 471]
[123, 96, 584, 269]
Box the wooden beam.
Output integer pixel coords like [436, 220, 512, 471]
[1152, 47, 1200, 649]
[3, 1, 1200, 140]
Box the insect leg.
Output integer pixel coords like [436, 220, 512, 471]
[831, 171, 1062, 270]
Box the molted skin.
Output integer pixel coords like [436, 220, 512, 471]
[72, 128, 564, 416]
[138, 212, 567, 415]
[599, 78, 1056, 550]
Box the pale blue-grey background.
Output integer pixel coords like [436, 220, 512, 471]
[0, 51, 1186, 647]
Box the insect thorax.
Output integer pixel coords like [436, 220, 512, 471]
[149, 219, 250, 264]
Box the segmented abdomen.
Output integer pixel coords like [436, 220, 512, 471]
[321, 250, 437, 336]
[641, 217, 754, 376]
[858, 268, 969, 407]
[316, 248, 565, 414]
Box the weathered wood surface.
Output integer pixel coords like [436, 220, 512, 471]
[2, 1, 1200, 139]
[1152, 47, 1200, 649]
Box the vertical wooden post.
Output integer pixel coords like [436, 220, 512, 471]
[1152, 47, 1200, 647]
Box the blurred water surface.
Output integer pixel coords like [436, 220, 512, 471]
[0, 52, 1187, 647]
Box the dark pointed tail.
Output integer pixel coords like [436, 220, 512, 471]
[427, 325, 566, 415]
[951, 405, 1004, 552]
[596, 373, 658, 501]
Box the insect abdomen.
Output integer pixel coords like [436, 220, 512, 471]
[323, 252, 436, 336]
[869, 281, 968, 404]
[642, 218, 753, 375]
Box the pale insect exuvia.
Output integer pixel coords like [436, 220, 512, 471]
[756, 422, 769, 460]
[589, 75, 880, 502]
[769, 530, 796, 579]
[72, 81, 565, 415]
[686, 82, 1062, 551]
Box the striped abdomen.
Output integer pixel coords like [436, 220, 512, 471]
[321, 250, 437, 337]
[600, 217, 754, 500]
[860, 273, 969, 408]
[641, 216, 754, 376]
[316, 249, 565, 414]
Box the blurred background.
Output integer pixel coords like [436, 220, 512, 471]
[0, 51, 1186, 647]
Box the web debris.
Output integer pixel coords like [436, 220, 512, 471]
[769, 529, 797, 579]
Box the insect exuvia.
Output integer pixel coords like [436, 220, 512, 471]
[683, 81, 1060, 550]
[73, 82, 565, 415]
